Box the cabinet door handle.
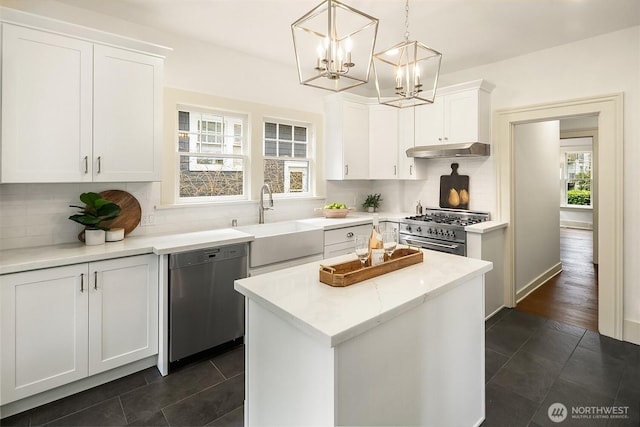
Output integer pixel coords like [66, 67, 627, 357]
[344, 165, 349, 176]
[97, 156, 102, 173]
[444, 137, 448, 141]
[394, 165, 397, 175]
[94, 271, 98, 290]
[438, 137, 443, 141]
[84, 156, 88, 174]
[80, 273, 84, 292]
[346, 232, 354, 238]
[410, 164, 413, 175]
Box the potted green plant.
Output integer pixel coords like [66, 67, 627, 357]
[69, 192, 121, 245]
[362, 193, 383, 213]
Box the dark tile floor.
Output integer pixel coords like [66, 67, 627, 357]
[484, 309, 640, 427]
[2, 309, 639, 427]
[0, 345, 244, 427]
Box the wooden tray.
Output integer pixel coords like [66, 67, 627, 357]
[319, 247, 423, 287]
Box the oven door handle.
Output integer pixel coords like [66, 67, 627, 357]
[404, 238, 459, 250]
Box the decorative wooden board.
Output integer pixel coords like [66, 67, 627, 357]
[99, 190, 142, 236]
[319, 248, 423, 287]
[440, 163, 470, 209]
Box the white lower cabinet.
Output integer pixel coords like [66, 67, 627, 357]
[0, 255, 158, 404]
[323, 224, 372, 259]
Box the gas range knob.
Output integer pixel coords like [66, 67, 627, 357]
[406, 225, 412, 232]
[416, 226, 422, 233]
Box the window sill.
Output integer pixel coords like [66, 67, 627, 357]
[560, 204, 593, 211]
[156, 195, 325, 210]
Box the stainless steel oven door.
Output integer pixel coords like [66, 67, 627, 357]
[399, 233, 465, 256]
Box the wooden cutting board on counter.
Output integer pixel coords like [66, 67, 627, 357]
[99, 190, 142, 236]
[439, 163, 470, 210]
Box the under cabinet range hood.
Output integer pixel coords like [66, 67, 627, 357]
[406, 142, 491, 159]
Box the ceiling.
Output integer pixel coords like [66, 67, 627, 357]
[57, 0, 640, 75]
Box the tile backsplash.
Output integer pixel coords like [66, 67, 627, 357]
[0, 182, 325, 250]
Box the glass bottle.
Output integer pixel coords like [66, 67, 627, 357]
[369, 214, 384, 266]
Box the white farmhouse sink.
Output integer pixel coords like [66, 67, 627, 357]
[238, 221, 324, 268]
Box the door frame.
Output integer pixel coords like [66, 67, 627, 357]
[494, 93, 623, 339]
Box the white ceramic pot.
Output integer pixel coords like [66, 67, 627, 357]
[367, 207, 375, 213]
[106, 227, 125, 242]
[84, 229, 106, 246]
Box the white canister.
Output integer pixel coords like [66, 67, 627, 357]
[106, 227, 125, 242]
[84, 229, 106, 246]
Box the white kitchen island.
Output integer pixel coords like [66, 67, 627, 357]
[234, 249, 493, 427]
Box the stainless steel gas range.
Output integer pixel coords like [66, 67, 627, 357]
[399, 208, 490, 256]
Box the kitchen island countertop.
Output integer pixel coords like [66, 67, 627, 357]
[235, 248, 492, 347]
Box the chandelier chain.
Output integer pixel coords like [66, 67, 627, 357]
[404, 0, 410, 41]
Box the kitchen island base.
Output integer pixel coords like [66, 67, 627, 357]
[244, 275, 485, 426]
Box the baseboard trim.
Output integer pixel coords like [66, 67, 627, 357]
[560, 221, 593, 230]
[516, 262, 563, 303]
[485, 305, 506, 320]
[623, 319, 640, 345]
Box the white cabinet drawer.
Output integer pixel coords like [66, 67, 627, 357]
[324, 224, 371, 246]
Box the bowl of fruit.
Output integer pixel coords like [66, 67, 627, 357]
[317, 202, 352, 218]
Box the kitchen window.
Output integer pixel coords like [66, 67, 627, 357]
[562, 150, 592, 207]
[177, 107, 247, 201]
[263, 120, 312, 195]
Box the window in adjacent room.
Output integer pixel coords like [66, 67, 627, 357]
[177, 107, 247, 201]
[562, 150, 592, 207]
[263, 120, 312, 195]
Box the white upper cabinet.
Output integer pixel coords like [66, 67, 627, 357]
[398, 108, 423, 180]
[1, 24, 93, 183]
[415, 80, 494, 146]
[0, 14, 167, 183]
[326, 80, 493, 181]
[93, 46, 162, 182]
[324, 94, 370, 180]
[369, 104, 398, 179]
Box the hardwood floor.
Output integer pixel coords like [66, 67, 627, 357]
[516, 227, 598, 331]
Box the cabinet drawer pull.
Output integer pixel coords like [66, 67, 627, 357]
[344, 165, 349, 176]
[84, 156, 88, 174]
[97, 156, 102, 173]
[410, 164, 413, 175]
[80, 273, 84, 292]
[346, 232, 354, 238]
[394, 165, 397, 175]
[94, 271, 98, 290]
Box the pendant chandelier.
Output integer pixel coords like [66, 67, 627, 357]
[292, 0, 379, 92]
[373, 0, 442, 108]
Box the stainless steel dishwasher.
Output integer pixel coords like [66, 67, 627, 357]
[169, 243, 247, 362]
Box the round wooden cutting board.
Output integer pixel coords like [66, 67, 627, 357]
[99, 190, 142, 236]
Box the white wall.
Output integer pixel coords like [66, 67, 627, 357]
[514, 121, 561, 295]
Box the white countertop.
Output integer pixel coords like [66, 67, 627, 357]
[0, 228, 255, 275]
[465, 220, 509, 234]
[234, 249, 493, 347]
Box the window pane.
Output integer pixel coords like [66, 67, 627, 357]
[565, 151, 591, 206]
[294, 126, 307, 142]
[179, 155, 244, 197]
[279, 141, 292, 157]
[293, 143, 307, 158]
[263, 159, 308, 194]
[265, 122, 277, 139]
[265, 140, 277, 156]
[279, 124, 293, 141]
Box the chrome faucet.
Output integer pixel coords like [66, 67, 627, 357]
[259, 183, 274, 224]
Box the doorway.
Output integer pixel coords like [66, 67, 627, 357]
[493, 94, 623, 340]
[513, 121, 599, 331]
